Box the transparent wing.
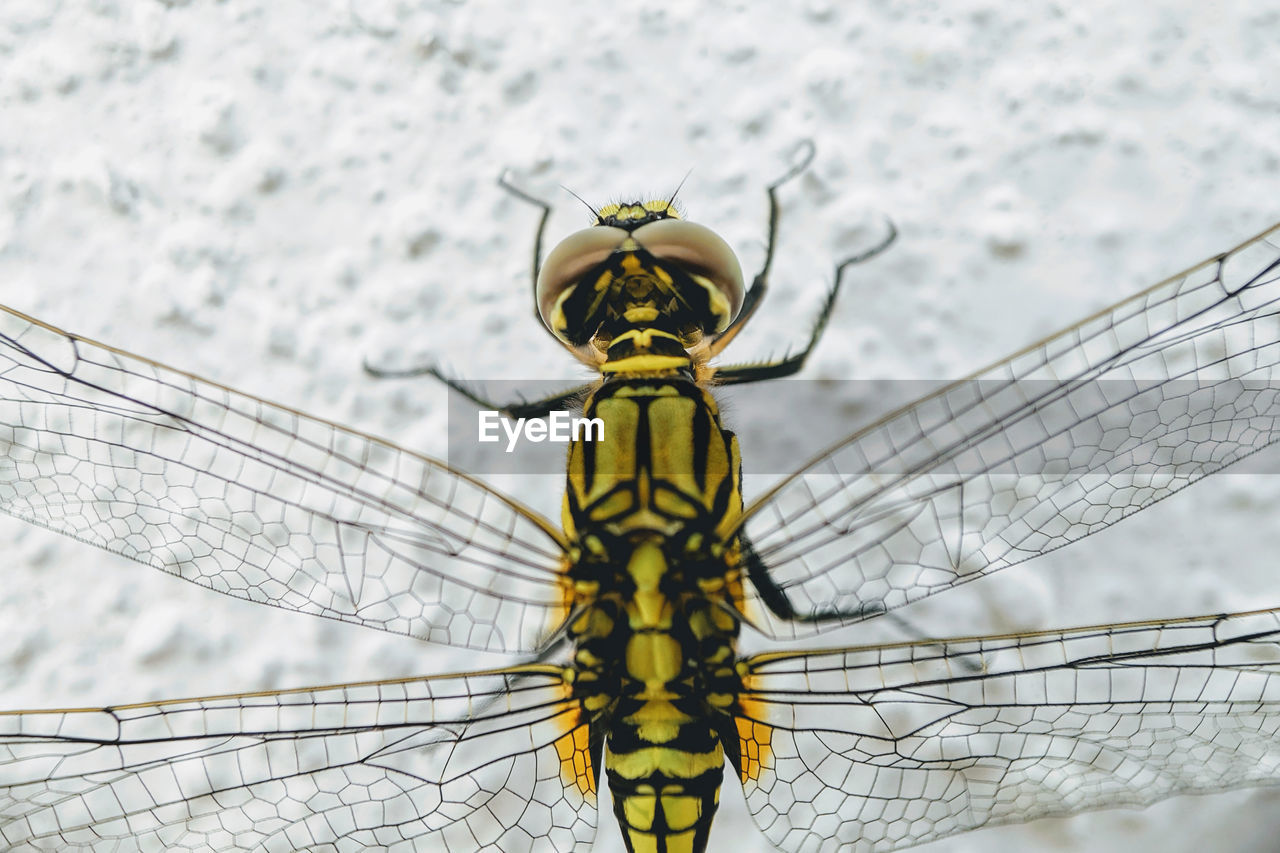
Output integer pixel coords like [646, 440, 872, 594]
[0, 665, 598, 852]
[732, 607, 1280, 852]
[0, 305, 570, 655]
[738, 223, 1280, 636]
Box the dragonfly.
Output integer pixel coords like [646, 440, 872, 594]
[2, 144, 1280, 852]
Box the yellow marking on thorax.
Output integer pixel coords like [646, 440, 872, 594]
[714, 432, 743, 541]
[645, 395, 700, 512]
[566, 377, 741, 541]
[602, 328, 692, 375]
[613, 327, 675, 352]
[601, 353, 690, 374]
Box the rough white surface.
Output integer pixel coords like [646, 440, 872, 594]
[3, 1, 1280, 851]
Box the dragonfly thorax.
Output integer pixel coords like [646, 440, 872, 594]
[600, 328, 694, 375]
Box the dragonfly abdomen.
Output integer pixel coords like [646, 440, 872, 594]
[563, 350, 748, 852]
[604, 735, 725, 853]
[567, 573, 741, 853]
[600, 560, 737, 853]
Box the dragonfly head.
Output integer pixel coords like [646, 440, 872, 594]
[536, 200, 744, 356]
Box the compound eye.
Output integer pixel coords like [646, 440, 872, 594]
[631, 219, 744, 333]
[536, 225, 630, 339]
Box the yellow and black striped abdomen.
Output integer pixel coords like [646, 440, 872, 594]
[563, 374, 747, 853]
[605, 721, 724, 853]
[598, 543, 740, 853]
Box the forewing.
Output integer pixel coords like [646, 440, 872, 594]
[732, 608, 1280, 852]
[0, 666, 598, 852]
[0, 304, 570, 655]
[739, 224, 1280, 636]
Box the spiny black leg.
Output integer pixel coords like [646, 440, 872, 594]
[497, 169, 567, 349]
[706, 140, 817, 358]
[488, 385, 590, 420]
[365, 170, 587, 413]
[741, 535, 982, 672]
[713, 220, 897, 386]
[741, 534, 886, 623]
[364, 357, 588, 419]
[363, 360, 437, 380]
[431, 368, 590, 420]
[753, 140, 816, 297]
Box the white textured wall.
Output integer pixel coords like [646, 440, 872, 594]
[3, 1, 1280, 851]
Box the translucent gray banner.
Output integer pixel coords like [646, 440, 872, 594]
[443, 378, 1280, 477]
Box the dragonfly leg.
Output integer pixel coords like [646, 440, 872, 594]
[477, 384, 591, 420]
[742, 536, 885, 623]
[497, 169, 569, 349]
[741, 538, 982, 671]
[712, 219, 897, 385]
[705, 140, 817, 360]
[364, 359, 589, 419]
[364, 170, 591, 413]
